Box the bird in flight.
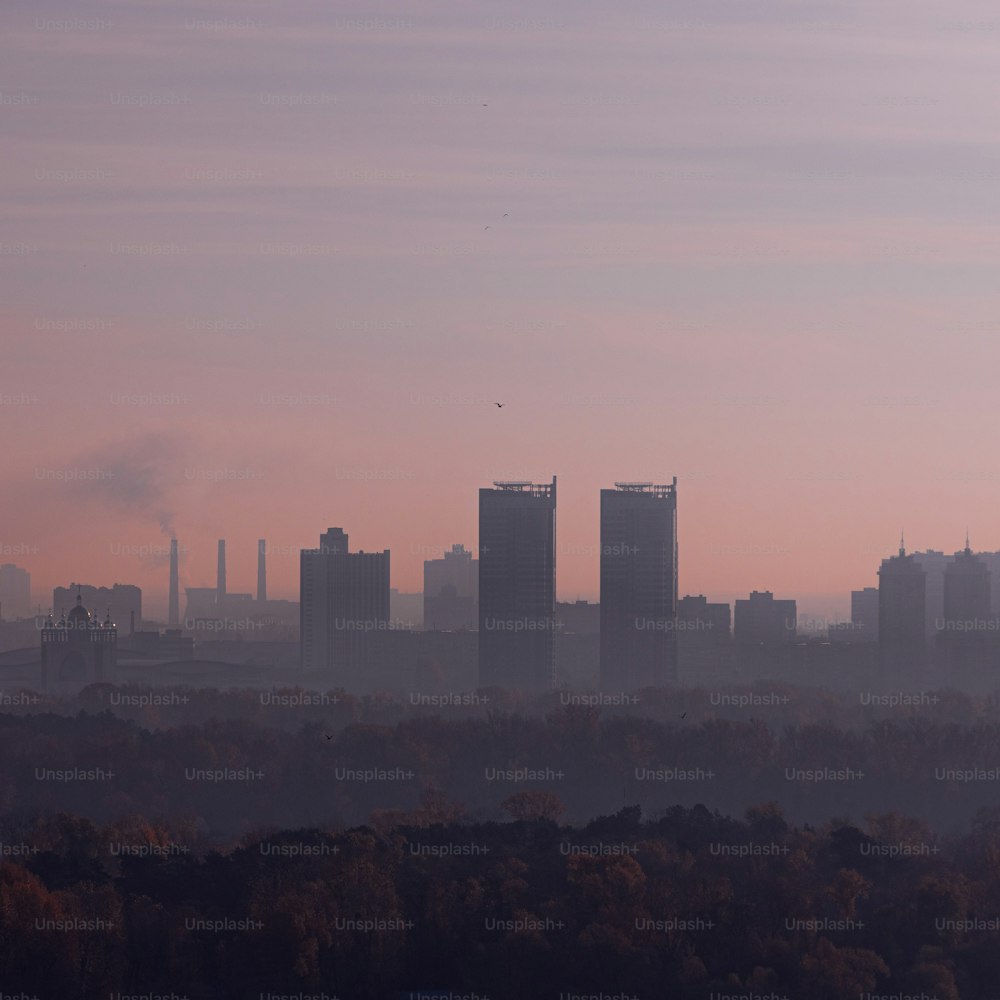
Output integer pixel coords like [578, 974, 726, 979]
[484, 225, 491, 230]
[503, 213, 509, 217]
[679, 712, 687, 719]
[496, 402, 504, 408]
[324, 734, 334, 741]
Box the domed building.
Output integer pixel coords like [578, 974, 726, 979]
[40, 588, 117, 691]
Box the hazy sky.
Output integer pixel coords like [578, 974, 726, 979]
[5, 0, 1000, 618]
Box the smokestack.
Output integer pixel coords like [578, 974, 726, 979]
[257, 539, 267, 602]
[217, 539, 226, 606]
[168, 539, 179, 625]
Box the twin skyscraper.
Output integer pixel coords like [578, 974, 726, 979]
[478, 478, 677, 691]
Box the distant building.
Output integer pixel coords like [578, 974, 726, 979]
[424, 544, 477, 630]
[678, 595, 731, 639]
[123, 628, 195, 661]
[390, 589, 423, 629]
[0, 564, 31, 620]
[40, 589, 117, 691]
[478, 479, 557, 691]
[677, 594, 733, 684]
[909, 549, 950, 639]
[53, 583, 140, 635]
[851, 587, 879, 642]
[555, 600, 600, 635]
[941, 541, 991, 632]
[183, 587, 217, 622]
[599, 481, 678, 689]
[734, 591, 797, 644]
[300, 527, 390, 680]
[181, 539, 299, 640]
[878, 538, 926, 667]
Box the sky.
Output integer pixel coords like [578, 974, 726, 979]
[5, 0, 1000, 620]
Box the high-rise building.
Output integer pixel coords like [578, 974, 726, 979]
[734, 590, 797, 644]
[878, 537, 926, 665]
[941, 539, 991, 632]
[909, 549, 950, 639]
[0, 564, 31, 620]
[53, 583, 141, 634]
[300, 527, 389, 680]
[424, 544, 478, 629]
[599, 481, 678, 689]
[478, 479, 557, 691]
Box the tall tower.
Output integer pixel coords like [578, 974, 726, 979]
[942, 537, 991, 630]
[599, 480, 678, 689]
[478, 478, 557, 691]
[216, 539, 227, 606]
[878, 534, 927, 670]
[257, 539, 267, 602]
[168, 538, 179, 626]
[300, 527, 390, 682]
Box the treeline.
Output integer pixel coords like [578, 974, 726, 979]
[5, 699, 1000, 832]
[2, 803, 999, 998]
[5, 679, 1000, 732]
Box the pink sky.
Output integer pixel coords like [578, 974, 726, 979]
[5, 0, 1000, 619]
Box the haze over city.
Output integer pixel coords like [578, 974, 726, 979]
[7, 0, 1000, 619]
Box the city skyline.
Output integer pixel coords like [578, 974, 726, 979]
[9, 0, 1000, 625]
[6, 502, 998, 628]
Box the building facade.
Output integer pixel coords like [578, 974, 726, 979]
[40, 589, 117, 691]
[53, 583, 140, 635]
[0, 564, 31, 620]
[424, 544, 478, 630]
[478, 479, 557, 691]
[878, 540, 927, 669]
[599, 481, 678, 689]
[300, 527, 390, 681]
[734, 591, 797, 644]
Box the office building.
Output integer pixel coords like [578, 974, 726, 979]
[300, 527, 390, 681]
[478, 479, 557, 691]
[941, 539, 991, 632]
[878, 537, 926, 667]
[599, 481, 678, 688]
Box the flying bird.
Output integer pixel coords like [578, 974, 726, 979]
[495, 402, 504, 408]
[679, 712, 687, 719]
[484, 225, 491, 230]
[324, 734, 334, 741]
[503, 213, 509, 217]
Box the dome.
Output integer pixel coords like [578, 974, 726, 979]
[67, 591, 90, 627]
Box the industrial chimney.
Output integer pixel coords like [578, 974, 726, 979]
[257, 539, 267, 602]
[168, 538, 179, 625]
[216, 539, 226, 606]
